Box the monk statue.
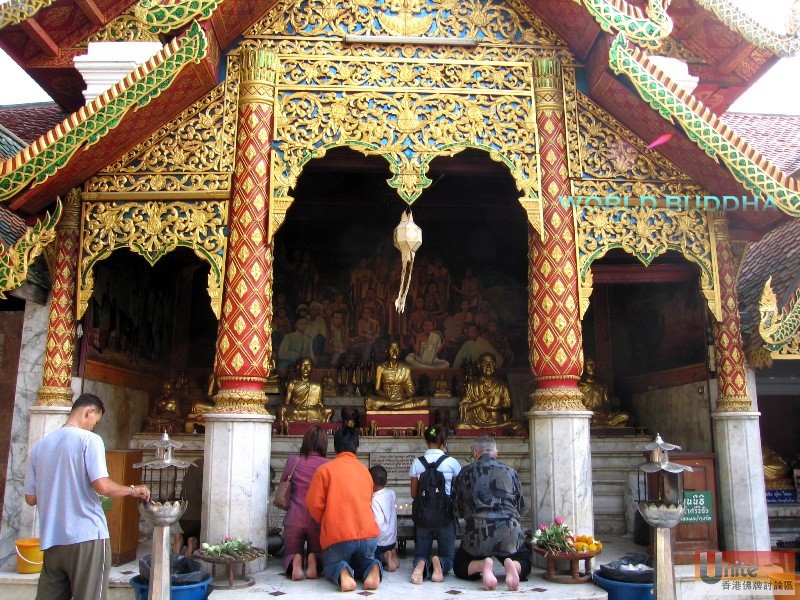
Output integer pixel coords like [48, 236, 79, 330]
[145, 381, 185, 434]
[762, 445, 791, 485]
[455, 352, 522, 431]
[185, 387, 216, 434]
[322, 370, 337, 396]
[434, 373, 451, 398]
[265, 357, 281, 395]
[279, 356, 333, 425]
[364, 341, 429, 411]
[579, 358, 630, 428]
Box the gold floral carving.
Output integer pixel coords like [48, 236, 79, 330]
[237, 0, 576, 238]
[78, 200, 228, 319]
[0, 0, 55, 30]
[715, 395, 753, 412]
[530, 387, 586, 411]
[211, 389, 270, 415]
[35, 385, 74, 408]
[576, 206, 720, 321]
[84, 79, 238, 199]
[86, 0, 220, 43]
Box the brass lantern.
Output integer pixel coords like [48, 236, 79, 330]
[393, 211, 422, 313]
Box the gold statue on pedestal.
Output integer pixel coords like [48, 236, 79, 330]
[145, 381, 186, 434]
[279, 357, 333, 426]
[364, 341, 429, 411]
[434, 374, 451, 398]
[762, 445, 791, 488]
[579, 359, 630, 428]
[455, 353, 522, 430]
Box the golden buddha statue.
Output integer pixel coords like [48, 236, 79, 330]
[434, 374, 451, 398]
[279, 356, 333, 424]
[762, 445, 790, 486]
[185, 382, 216, 434]
[265, 357, 281, 395]
[145, 381, 185, 434]
[364, 341, 429, 411]
[455, 352, 522, 430]
[579, 359, 630, 428]
[322, 370, 337, 395]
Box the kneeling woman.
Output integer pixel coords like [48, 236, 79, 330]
[409, 424, 462, 584]
[280, 425, 329, 579]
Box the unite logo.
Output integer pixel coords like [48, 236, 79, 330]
[695, 551, 798, 597]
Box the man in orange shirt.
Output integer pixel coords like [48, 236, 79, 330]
[306, 427, 382, 591]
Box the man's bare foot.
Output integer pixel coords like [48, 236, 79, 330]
[431, 556, 444, 582]
[171, 533, 183, 555]
[185, 537, 198, 558]
[503, 557, 520, 591]
[481, 557, 497, 591]
[363, 563, 381, 590]
[386, 549, 399, 572]
[340, 568, 357, 592]
[291, 554, 306, 581]
[305, 553, 318, 579]
[411, 559, 426, 584]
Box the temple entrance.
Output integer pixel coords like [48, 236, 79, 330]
[273, 147, 530, 381]
[82, 247, 217, 428]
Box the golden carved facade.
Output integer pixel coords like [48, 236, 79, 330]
[78, 200, 228, 320]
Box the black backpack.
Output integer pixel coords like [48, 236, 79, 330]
[412, 455, 454, 528]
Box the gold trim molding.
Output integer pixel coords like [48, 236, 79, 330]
[78, 200, 228, 319]
[530, 387, 586, 411]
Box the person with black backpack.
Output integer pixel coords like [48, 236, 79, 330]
[409, 424, 462, 584]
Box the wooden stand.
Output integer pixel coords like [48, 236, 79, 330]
[193, 549, 265, 589]
[533, 547, 600, 583]
[364, 409, 430, 435]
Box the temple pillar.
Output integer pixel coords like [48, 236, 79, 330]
[18, 190, 82, 539]
[202, 49, 277, 571]
[710, 217, 769, 554]
[527, 58, 593, 536]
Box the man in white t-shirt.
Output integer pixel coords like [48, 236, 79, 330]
[370, 465, 399, 571]
[24, 394, 151, 600]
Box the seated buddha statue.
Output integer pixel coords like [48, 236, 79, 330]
[279, 356, 333, 425]
[455, 352, 522, 431]
[762, 445, 790, 486]
[322, 370, 337, 396]
[185, 377, 216, 434]
[434, 373, 451, 398]
[145, 381, 185, 434]
[364, 341, 429, 411]
[579, 359, 630, 428]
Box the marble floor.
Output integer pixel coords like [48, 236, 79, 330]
[117, 534, 647, 599]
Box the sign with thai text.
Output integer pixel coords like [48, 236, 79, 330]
[682, 491, 713, 523]
[369, 452, 416, 480]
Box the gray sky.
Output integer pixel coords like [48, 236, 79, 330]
[0, 0, 797, 113]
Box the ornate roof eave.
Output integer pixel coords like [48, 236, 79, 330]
[759, 277, 800, 359]
[0, 21, 213, 216]
[608, 33, 800, 220]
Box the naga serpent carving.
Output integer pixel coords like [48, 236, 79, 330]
[608, 33, 800, 218]
[576, 0, 673, 49]
[0, 200, 61, 298]
[696, 0, 800, 57]
[759, 276, 800, 351]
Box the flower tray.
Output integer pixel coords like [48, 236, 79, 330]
[193, 548, 264, 589]
[532, 546, 601, 584]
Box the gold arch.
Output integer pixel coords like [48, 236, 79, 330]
[77, 200, 228, 320]
[576, 205, 721, 322]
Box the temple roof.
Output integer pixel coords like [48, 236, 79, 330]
[0, 103, 66, 145]
[0, 123, 24, 159]
[0, 0, 795, 239]
[722, 113, 800, 176]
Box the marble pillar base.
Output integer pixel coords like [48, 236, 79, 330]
[203, 413, 274, 574]
[712, 411, 770, 554]
[528, 410, 594, 537]
[19, 406, 71, 540]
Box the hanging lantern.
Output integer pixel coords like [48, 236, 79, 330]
[393, 211, 422, 313]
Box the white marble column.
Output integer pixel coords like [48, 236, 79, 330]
[0, 301, 48, 570]
[17, 406, 72, 540]
[711, 411, 770, 555]
[528, 410, 594, 536]
[202, 413, 274, 573]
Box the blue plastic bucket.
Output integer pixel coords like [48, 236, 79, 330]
[593, 572, 654, 600]
[129, 574, 212, 600]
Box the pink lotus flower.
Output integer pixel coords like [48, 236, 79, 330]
[224, 535, 232, 541]
[555, 516, 564, 525]
[539, 524, 547, 531]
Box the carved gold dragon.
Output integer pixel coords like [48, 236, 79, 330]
[759, 276, 800, 352]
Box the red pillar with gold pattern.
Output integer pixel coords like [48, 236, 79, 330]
[36, 189, 81, 407]
[203, 49, 277, 574]
[528, 57, 594, 539]
[710, 216, 769, 553]
[213, 49, 276, 415]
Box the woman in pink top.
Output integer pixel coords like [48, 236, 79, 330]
[280, 425, 330, 579]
